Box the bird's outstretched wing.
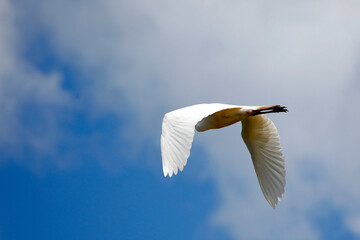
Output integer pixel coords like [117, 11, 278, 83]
[241, 115, 286, 208]
[161, 103, 239, 177]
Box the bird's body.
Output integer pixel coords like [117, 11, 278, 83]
[160, 103, 287, 208]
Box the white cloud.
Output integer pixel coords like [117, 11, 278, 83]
[4, 0, 360, 238]
[0, 0, 74, 171]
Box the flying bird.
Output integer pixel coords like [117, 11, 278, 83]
[160, 104, 288, 208]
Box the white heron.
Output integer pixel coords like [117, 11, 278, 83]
[160, 104, 288, 208]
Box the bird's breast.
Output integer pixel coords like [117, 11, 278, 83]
[195, 108, 249, 132]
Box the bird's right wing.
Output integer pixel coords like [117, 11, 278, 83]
[161, 104, 239, 177]
[241, 115, 286, 208]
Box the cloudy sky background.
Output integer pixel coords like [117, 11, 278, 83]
[1, 0, 360, 239]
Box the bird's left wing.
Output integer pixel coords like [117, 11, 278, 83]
[161, 103, 238, 177]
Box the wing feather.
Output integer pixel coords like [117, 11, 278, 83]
[241, 115, 286, 208]
[161, 103, 241, 177]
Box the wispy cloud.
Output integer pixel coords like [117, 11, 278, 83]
[0, 0, 73, 171]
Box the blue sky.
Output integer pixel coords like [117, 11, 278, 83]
[1, 0, 360, 239]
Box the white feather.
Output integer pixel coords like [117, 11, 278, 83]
[161, 103, 241, 177]
[241, 115, 286, 208]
